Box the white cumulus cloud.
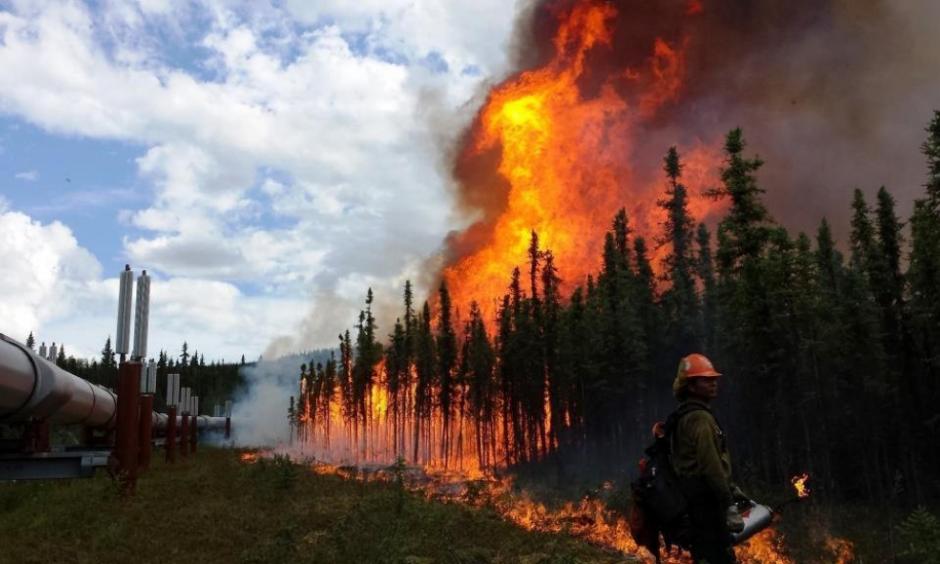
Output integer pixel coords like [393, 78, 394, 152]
[0, 1, 518, 359]
[0, 207, 105, 355]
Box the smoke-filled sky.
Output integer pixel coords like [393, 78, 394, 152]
[0, 0, 938, 362]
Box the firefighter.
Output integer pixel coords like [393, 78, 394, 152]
[671, 353, 744, 564]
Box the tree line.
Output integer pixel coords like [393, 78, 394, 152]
[23, 336, 247, 416]
[300, 113, 940, 505]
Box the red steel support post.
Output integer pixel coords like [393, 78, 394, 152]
[114, 361, 141, 492]
[138, 394, 154, 471]
[190, 415, 198, 454]
[165, 405, 177, 463]
[24, 420, 51, 453]
[179, 414, 189, 458]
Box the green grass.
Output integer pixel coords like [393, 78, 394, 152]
[0, 448, 636, 564]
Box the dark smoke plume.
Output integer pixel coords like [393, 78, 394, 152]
[459, 0, 940, 246]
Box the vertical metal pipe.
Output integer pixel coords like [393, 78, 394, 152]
[179, 414, 189, 458]
[114, 362, 141, 492]
[165, 405, 177, 464]
[132, 271, 150, 361]
[224, 399, 232, 439]
[138, 393, 154, 471]
[190, 413, 198, 455]
[116, 266, 134, 358]
[169, 374, 179, 410]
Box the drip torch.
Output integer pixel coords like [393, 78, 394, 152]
[731, 474, 811, 545]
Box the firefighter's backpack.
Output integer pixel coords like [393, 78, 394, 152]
[629, 403, 707, 548]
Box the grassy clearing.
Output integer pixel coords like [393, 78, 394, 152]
[0, 448, 636, 564]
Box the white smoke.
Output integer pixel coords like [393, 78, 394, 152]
[231, 351, 333, 447]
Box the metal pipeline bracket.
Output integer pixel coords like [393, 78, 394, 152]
[0, 450, 110, 481]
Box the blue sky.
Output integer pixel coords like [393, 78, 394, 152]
[0, 116, 145, 272]
[0, 0, 517, 361]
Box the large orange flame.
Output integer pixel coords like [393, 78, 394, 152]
[443, 1, 722, 318]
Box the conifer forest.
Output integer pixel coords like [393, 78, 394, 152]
[291, 116, 940, 508]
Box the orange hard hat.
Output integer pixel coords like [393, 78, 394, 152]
[673, 353, 722, 397]
[680, 353, 722, 379]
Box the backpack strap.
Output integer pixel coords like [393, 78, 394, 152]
[665, 403, 710, 437]
[665, 402, 714, 457]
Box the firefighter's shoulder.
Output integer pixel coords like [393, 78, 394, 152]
[678, 409, 717, 431]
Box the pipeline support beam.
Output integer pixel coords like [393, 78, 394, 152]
[138, 394, 154, 471]
[114, 362, 140, 490]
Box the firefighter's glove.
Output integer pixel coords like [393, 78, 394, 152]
[726, 505, 745, 533]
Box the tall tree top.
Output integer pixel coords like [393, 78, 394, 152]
[815, 217, 842, 292]
[708, 128, 771, 265]
[923, 110, 940, 205]
[850, 188, 878, 270]
[612, 208, 631, 267]
[101, 336, 115, 368]
[528, 230, 541, 301]
[658, 146, 696, 285]
[664, 146, 682, 182]
[875, 186, 903, 280]
[403, 280, 415, 327]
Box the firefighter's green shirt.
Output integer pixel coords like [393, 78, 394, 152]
[670, 399, 733, 507]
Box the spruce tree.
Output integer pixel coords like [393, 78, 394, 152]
[101, 337, 115, 368]
[909, 111, 940, 478]
[695, 223, 717, 354]
[613, 208, 631, 269]
[873, 187, 907, 373]
[353, 289, 382, 443]
[707, 128, 774, 481]
[541, 250, 562, 453]
[923, 110, 940, 206]
[413, 301, 436, 463]
[658, 146, 699, 355]
[180, 342, 190, 367]
[437, 281, 458, 464]
[465, 301, 495, 467]
[847, 189, 893, 499]
[528, 231, 541, 302]
[637, 235, 666, 427]
[26, 332, 35, 350]
[707, 128, 771, 266]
